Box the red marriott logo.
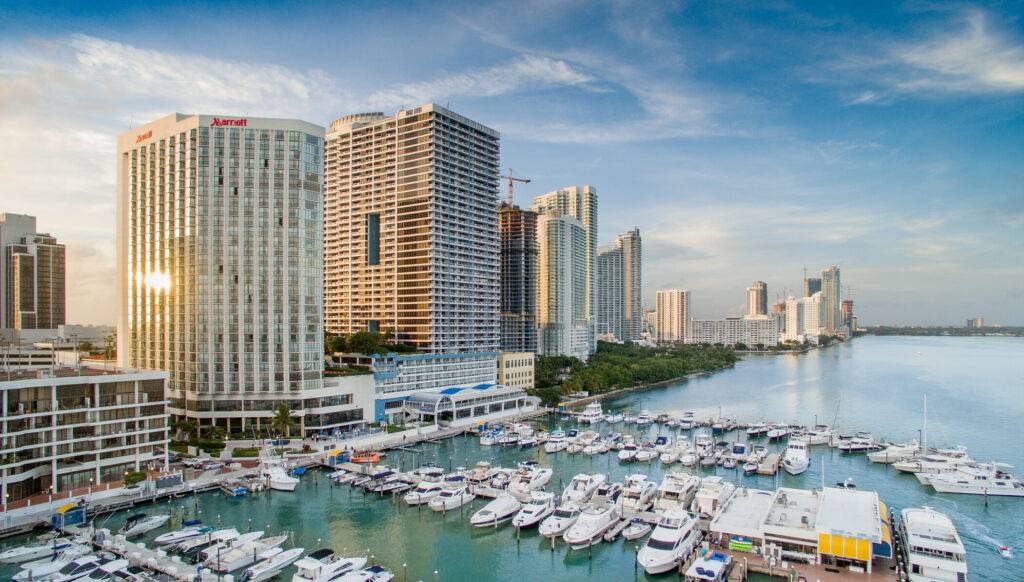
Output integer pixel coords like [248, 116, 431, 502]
[211, 117, 248, 127]
[135, 130, 153, 143]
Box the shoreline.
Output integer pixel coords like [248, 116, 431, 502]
[561, 365, 734, 409]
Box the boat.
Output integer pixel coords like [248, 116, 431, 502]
[926, 463, 1024, 496]
[153, 522, 210, 545]
[336, 566, 394, 582]
[782, 437, 810, 475]
[119, 513, 170, 537]
[742, 461, 759, 475]
[409, 465, 445, 482]
[694, 432, 714, 457]
[371, 476, 414, 495]
[699, 455, 717, 468]
[47, 554, 111, 582]
[653, 435, 671, 451]
[508, 462, 553, 495]
[260, 457, 300, 491]
[562, 473, 605, 503]
[176, 528, 240, 555]
[518, 434, 538, 448]
[683, 550, 731, 581]
[487, 468, 514, 490]
[653, 472, 701, 512]
[622, 518, 652, 540]
[428, 485, 475, 511]
[544, 430, 568, 453]
[582, 437, 606, 455]
[563, 506, 620, 549]
[622, 413, 638, 424]
[12, 544, 93, 581]
[802, 424, 834, 445]
[618, 474, 657, 512]
[680, 450, 699, 467]
[635, 445, 659, 463]
[539, 502, 582, 537]
[465, 461, 502, 486]
[82, 559, 131, 582]
[590, 481, 623, 506]
[897, 507, 968, 582]
[690, 477, 736, 519]
[637, 509, 702, 575]
[635, 410, 653, 425]
[766, 425, 789, 441]
[659, 441, 688, 464]
[291, 549, 367, 582]
[605, 412, 624, 423]
[867, 440, 920, 463]
[730, 442, 750, 460]
[479, 428, 503, 446]
[837, 431, 879, 453]
[618, 442, 639, 462]
[751, 444, 768, 461]
[469, 494, 522, 527]
[241, 548, 305, 582]
[350, 451, 381, 464]
[511, 491, 556, 528]
[578, 402, 605, 424]
[1, 537, 81, 564]
[746, 422, 769, 437]
[893, 448, 974, 475]
[403, 480, 445, 505]
[999, 546, 1013, 559]
[721, 458, 737, 469]
[198, 532, 268, 566]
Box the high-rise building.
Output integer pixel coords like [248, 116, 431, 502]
[531, 186, 597, 353]
[745, 280, 768, 318]
[656, 289, 689, 343]
[117, 113, 330, 435]
[596, 228, 642, 342]
[803, 277, 821, 297]
[802, 291, 823, 336]
[643, 309, 657, 337]
[966, 317, 984, 329]
[536, 214, 590, 361]
[499, 203, 537, 353]
[841, 299, 854, 331]
[618, 229, 642, 341]
[0, 213, 65, 330]
[821, 266, 841, 333]
[782, 296, 804, 342]
[324, 105, 500, 353]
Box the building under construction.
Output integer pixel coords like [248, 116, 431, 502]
[499, 202, 538, 353]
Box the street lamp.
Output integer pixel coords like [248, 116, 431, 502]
[88, 478, 94, 495]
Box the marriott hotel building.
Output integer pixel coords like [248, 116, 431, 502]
[116, 113, 352, 435]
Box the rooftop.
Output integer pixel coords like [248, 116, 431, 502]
[0, 366, 165, 384]
[763, 487, 821, 537]
[710, 488, 774, 539]
[816, 487, 882, 542]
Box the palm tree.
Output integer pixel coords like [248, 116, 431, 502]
[172, 419, 198, 441]
[271, 404, 295, 438]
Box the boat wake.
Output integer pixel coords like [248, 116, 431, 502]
[955, 512, 1014, 558]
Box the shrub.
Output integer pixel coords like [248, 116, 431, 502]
[124, 471, 147, 486]
[232, 447, 260, 458]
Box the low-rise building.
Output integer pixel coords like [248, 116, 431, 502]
[1, 366, 169, 503]
[497, 352, 534, 390]
[402, 383, 538, 426]
[1, 346, 56, 370]
[710, 487, 774, 549]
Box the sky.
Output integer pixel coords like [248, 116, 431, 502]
[0, 0, 1021, 326]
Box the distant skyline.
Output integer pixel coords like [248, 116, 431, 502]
[0, 1, 1021, 326]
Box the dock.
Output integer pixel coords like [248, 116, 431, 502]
[757, 453, 782, 475]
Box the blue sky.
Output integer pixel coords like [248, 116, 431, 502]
[0, 0, 1021, 325]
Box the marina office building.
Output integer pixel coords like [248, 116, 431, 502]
[0, 366, 170, 504]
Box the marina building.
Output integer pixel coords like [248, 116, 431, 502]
[536, 214, 591, 361]
[655, 289, 689, 343]
[499, 203, 538, 353]
[324, 105, 501, 353]
[402, 383, 537, 426]
[821, 266, 841, 334]
[686, 316, 779, 347]
[596, 229, 642, 342]
[116, 113, 327, 435]
[497, 351, 534, 391]
[745, 281, 767, 318]
[0, 366, 169, 503]
[0, 213, 65, 331]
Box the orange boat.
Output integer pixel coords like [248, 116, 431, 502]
[350, 450, 381, 464]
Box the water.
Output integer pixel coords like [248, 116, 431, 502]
[1, 336, 1020, 580]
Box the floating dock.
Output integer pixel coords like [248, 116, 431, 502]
[757, 453, 782, 475]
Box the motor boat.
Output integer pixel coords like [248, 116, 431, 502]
[47, 554, 111, 582]
[82, 559, 130, 582]
[867, 440, 919, 463]
[578, 402, 605, 424]
[999, 546, 1013, 559]
[336, 566, 394, 582]
[743, 460, 759, 475]
[479, 428, 503, 446]
[837, 432, 879, 453]
[694, 433, 714, 457]
[509, 463, 553, 495]
[118, 513, 170, 537]
[562, 473, 605, 503]
[802, 425, 834, 445]
[176, 528, 240, 556]
[291, 549, 367, 582]
[622, 413, 638, 424]
[745, 422, 769, 437]
[690, 477, 736, 519]
[512, 491, 556, 528]
[635, 410, 653, 425]
[564, 506, 620, 549]
[154, 523, 211, 545]
[261, 459, 299, 491]
[469, 494, 523, 527]
[539, 502, 582, 537]
[12, 544, 92, 581]
[683, 550, 731, 581]
[465, 461, 502, 487]
[653, 472, 701, 512]
[634, 445, 659, 463]
[659, 441, 687, 464]
[488, 468, 515, 490]
[751, 444, 768, 461]
[428, 485, 475, 511]
[370, 475, 415, 495]
[699, 454, 717, 468]
[590, 482, 623, 506]
[678, 412, 695, 430]
[766, 425, 789, 441]
[605, 412, 624, 423]
[1, 537, 81, 564]
[897, 507, 968, 582]
[666, 417, 680, 428]
[637, 509, 702, 575]
[403, 480, 445, 505]
[622, 518, 652, 540]
[241, 547, 305, 582]
[722, 458, 737, 469]
[198, 532, 268, 566]
[518, 434, 539, 448]
[544, 430, 568, 453]
[618, 442, 639, 462]
[783, 438, 810, 475]
[653, 435, 671, 452]
[582, 437, 606, 455]
[409, 465, 445, 482]
[496, 432, 520, 447]
[619, 474, 657, 512]
[893, 448, 974, 474]
[926, 464, 1024, 496]
[730, 442, 750, 461]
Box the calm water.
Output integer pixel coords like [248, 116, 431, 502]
[2, 336, 1020, 580]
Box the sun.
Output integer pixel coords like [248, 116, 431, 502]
[142, 270, 172, 293]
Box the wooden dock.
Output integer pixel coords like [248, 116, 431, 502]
[757, 453, 781, 475]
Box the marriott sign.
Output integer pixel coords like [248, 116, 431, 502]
[211, 117, 248, 127]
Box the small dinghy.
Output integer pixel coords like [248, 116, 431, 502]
[622, 518, 652, 540]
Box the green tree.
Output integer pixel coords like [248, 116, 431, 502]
[172, 419, 198, 440]
[271, 404, 296, 437]
[78, 340, 94, 353]
[202, 425, 226, 441]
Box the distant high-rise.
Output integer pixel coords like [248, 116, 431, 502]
[803, 277, 821, 297]
[966, 317, 984, 329]
[531, 186, 597, 354]
[821, 266, 841, 333]
[802, 292, 823, 336]
[596, 228, 642, 342]
[536, 214, 590, 361]
[841, 299, 854, 331]
[782, 296, 804, 342]
[324, 105, 500, 352]
[656, 289, 689, 343]
[499, 203, 538, 353]
[0, 213, 65, 330]
[745, 281, 768, 318]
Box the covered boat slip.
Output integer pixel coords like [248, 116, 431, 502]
[403, 383, 531, 424]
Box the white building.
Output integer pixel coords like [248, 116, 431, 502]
[116, 113, 327, 435]
[745, 281, 767, 318]
[403, 383, 538, 427]
[686, 316, 779, 347]
[1, 366, 169, 503]
[497, 351, 534, 391]
[536, 214, 591, 361]
[656, 289, 689, 343]
[782, 296, 805, 342]
[802, 292, 824, 338]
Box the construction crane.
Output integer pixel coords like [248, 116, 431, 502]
[501, 169, 531, 205]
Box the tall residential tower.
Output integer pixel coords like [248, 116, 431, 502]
[0, 213, 65, 330]
[821, 266, 841, 333]
[536, 214, 590, 361]
[596, 228, 642, 342]
[656, 289, 689, 343]
[745, 280, 767, 318]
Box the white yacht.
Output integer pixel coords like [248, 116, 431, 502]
[563, 506, 620, 549]
[512, 491, 556, 528]
[684, 551, 731, 581]
[802, 424, 834, 445]
[867, 440, 920, 463]
[12, 544, 92, 582]
[544, 430, 568, 453]
[118, 513, 170, 537]
[508, 463, 553, 495]
[619, 474, 657, 512]
[605, 412, 624, 423]
[634, 445, 659, 463]
[1, 537, 80, 564]
[635, 410, 653, 425]
[678, 411, 696, 430]
[766, 425, 789, 441]
[539, 502, 583, 537]
[206, 533, 289, 572]
[82, 559, 130, 582]
[578, 402, 605, 424]
[927, 464, 1024, 496]
[730, 442, 750, 461]
[241, 548, 304, 582]
[894, 448, 974, 475]
[636, 509, 702, 575]
[261, 458, 299, 491]
[653, 472, 700, 512]
[336, 566, 394, 582]
[47, 555, 110, 582]
[478, 428, 503, 446]
[690, 477, 736, 519]
[291, 550, 367, 582]
[694, 432, 714, 457]
[898, 507, 968, 582]
[590, 482, 623, 507]
[428, 485, 476, 511]
[465, 461, 502, 487]
[154, 524, 213, 545]
[618, 442, 639, 462]
[469, 494, 523, 527]
[837, 431, 879, 453]
[782, 437, 810, 475]
[746, 422, 769, 437]
[562, 473, 605, 503]
[176, 528, 240, 555]
[403, 480, 445, 505]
